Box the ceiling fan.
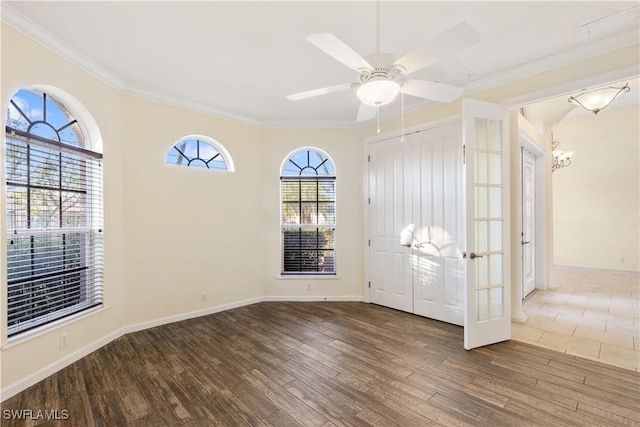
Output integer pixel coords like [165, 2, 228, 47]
[286, 17, 481, 122]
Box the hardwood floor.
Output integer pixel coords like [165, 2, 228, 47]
[2, 302, 639, 426]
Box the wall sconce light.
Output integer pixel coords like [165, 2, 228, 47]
[551, 137, 574, 172]
[568, 83, 630, 115]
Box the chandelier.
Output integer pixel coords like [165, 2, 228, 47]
[551, 137, 574, 172]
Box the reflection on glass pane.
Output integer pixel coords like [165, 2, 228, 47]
[475, 118, 487, 149]
[475, 152, 487, 185]
[490, 254, 503, 286]
[476, 221, 488, 252]
[199, 142, 219, 160]
[489, 188, 502, 218]
[489, 153, 501, 185]
[59, 124, 82, 146]
[6, 186, 28, 229]
[301, 202, 317, 224]
[62, 192, 87, 227]
[490, 287, 503, 318]
[6, 139, 28, 184]
[476, 256, 488, 288]
[188, 159, 208, 169]
[281, 204, 300, 224]
[301, 181, 318, 201]
[318, 202, 336, 224]
[476, 186, 487, 218]
[31, 149, 60, 187]
[30, 189, 60, 228]
[478, 289, 489, 321]
[281, 181, 299, 201]
[318, 181, 336, 201]
[208, 157, 226, 170]
[489, 221, 502, 252]
[61, 153, 86, 191]
[488, 120, 502, 152]
[30, 123, 59, 141]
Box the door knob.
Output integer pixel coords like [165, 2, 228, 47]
[469, 252, 483, 260]
[522, 241, 530, 245]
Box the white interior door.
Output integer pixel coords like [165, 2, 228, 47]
[412, 124, 465, 326]
[522, 148, 536, 297]
[369, 138, 413, 312]
[463, 99, 511, 350]
[369, 123, 465, 324]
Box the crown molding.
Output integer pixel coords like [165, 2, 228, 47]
[1, 4, 127, 90]
[2, 3, 638, 128]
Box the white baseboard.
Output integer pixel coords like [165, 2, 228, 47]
[123, 296, 264, 334]
[1, 295, 363, 401]
[554, 263, 640, 273]
[262, 295, 364, 302]
[0, 328, 123, 403]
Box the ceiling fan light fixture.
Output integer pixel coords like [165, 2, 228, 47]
[357, 80, 400, 106]
[568, 83, 630, 114]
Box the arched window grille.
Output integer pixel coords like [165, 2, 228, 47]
[280, 148, 336, 275]
[165, 137, 232, 171]
[5, 88, 103, 337]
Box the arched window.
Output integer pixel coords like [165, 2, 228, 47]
[5, 88, 103, 337]
[165, 136, 233, 171]
[280, 148, 336, 275]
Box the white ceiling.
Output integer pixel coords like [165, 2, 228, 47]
[3, 1, 639, 127]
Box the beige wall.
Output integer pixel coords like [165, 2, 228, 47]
[1, 24, 127, 393]
[553, 106, 640, 271]
[122, 96, 265, 325]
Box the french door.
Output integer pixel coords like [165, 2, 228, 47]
[368, 99, 510, 350]
[462, 99, 510, 350]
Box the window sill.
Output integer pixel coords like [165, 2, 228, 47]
[277, 275, 341, 280]
[2, 305, 109, 350]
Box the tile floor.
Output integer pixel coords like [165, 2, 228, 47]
[512, 265, 640, 372]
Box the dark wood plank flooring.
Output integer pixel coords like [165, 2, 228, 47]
[2, 302, 639, 426]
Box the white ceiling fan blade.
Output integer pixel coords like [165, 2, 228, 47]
[403, 79, 464, 103]
[395, 22, 481, 76]
[287, 82, 358, 101]
[356, 103, 378, 122]
[306, 33, 373, 72]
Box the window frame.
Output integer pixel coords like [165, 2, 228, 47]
[280, 148, 336, 276]
[165, 135, 234, 172]
[4, 88, 104, 339]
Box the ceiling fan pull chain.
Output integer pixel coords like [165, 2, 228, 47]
[400, 88, 405, 142]
[376, 0, 380, 54]
[377, 107, 381, 134]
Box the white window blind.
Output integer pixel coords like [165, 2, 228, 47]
[6, 130, 103, 337]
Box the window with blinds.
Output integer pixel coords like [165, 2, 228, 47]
[5, 88, 103, 337]
[280, 149, 335, 275]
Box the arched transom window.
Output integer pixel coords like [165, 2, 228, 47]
[165, 136, 233, 171]
[280, 148, 336, 275]
[5, 88, 103, 337]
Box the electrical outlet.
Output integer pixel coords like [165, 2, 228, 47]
[201, 292, 208, 302]
[60, 333, 68, 348]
